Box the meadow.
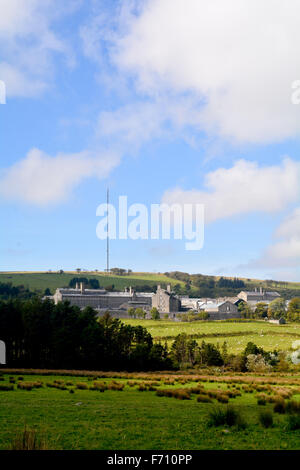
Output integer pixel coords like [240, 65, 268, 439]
[0, 271, 184, 294]
[1, 370, 300, 450]
[123, 319, 300, 354]
[1, 271, 300, 296]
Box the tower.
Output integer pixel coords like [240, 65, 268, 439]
[106, 188, 110, 274]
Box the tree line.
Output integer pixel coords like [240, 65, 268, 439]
[238, 298, 300, 321]
[0, 299, 171, 371]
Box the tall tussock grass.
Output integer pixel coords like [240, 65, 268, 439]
[258, 410, 273, 428]
[0, 383, 14, 391]
[10, 426, 48, 450]
[207, 406, 246, 429]
[17, 381, 43, 391]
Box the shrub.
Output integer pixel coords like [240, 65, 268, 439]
[259, 410, 273, 428]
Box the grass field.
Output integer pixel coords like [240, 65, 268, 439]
[0, 271, 184, 294]
[1, 371, 300, 450]
[1, 271, 300, 295]
[123, 319, 300, 354]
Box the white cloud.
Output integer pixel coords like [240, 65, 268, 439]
[275, 207, 300, 239]
[104, 0, 300, 144]
[162, 158, 300, 223]
[254, 207, 300, 268]
[0, 0, 76, 97]
[0, 148, 120, 206]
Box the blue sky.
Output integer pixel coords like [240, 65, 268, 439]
[1, 0, 300, 281]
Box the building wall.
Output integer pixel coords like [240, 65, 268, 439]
[54, 289, 152, 310]
[151, 286, 181, 313]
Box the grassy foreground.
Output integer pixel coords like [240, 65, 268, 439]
[1, 371, 300, 450]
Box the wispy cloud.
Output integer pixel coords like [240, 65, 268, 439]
[0, 148, 120, 206]
[0, 0, 78, 97]
[249, 207, 300, 270]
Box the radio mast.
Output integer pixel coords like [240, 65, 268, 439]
[106, 188, 110, 274]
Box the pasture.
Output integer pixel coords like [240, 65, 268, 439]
[123, 319, 300, 354]
[0, 271, 183, 294]
[1, 370, 300, 450]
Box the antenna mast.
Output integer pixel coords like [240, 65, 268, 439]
[106, 188, 109, 274]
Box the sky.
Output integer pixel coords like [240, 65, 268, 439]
[1, 0, 300, 281]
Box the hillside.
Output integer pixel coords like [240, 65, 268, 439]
[0, 271, 184, 295]
[0, 270, 300, 298]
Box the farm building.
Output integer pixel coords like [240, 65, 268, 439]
[198, 300, 240, 320]
[237, 288, 280, 305]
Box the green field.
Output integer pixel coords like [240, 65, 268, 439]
[1, 371, 300, 450]
[1, 271, 300, 296]
[123, 319, 300, 354]
[0, 271, 184, 294]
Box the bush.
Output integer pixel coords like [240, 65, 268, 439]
[259, 410, 273, 428]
